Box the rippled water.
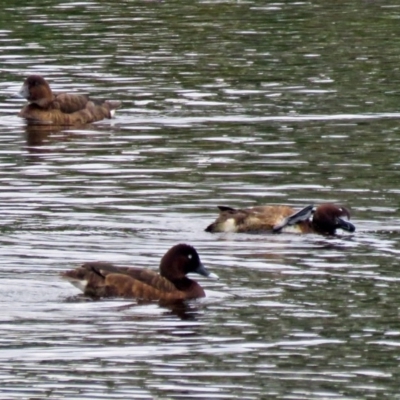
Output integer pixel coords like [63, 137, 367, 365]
[1, 0, 400, 399]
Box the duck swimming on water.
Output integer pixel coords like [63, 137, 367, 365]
[62, 244, 218, 301]
[205, 203, 355, 236]
[18, 75, 121, 125]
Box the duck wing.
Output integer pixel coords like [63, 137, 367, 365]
[54, 93, 90, 113]
[86, 262, 177, 293]
[272, 204, 314, 233]
[62, 262, 178, 299]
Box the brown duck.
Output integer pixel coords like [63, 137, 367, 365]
[62, 244, 218, 301]
[205, 203, 355, 235]
[18, 75, 121, 125]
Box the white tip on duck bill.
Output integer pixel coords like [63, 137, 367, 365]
[18, 84, 29, 99]
[207, 272, 219, 280]
[62, 276, 88, 293]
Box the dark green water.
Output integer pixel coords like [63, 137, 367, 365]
[1, 1, 400, 399]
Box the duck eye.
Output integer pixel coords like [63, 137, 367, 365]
[188, 254, 192, 260]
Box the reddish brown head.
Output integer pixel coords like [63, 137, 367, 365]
[311, 204, 355, 235]
[160, 244, 217, 281]
[19, 75, 54, 108]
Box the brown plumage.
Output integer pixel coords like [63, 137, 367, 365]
[61, 244, 218, 301]
[18, 75, 121, 125]
[205, 203, 355, 235]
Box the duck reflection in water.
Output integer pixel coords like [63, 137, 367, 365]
[23, 123, 115, 158]
[24, 124, 70, 153]
[114, 299, 204, 321]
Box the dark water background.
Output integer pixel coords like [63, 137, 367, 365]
[1, 1, 400, 399]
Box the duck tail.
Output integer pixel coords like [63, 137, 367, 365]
[105, 100, 121, 117]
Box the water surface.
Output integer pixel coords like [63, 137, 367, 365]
[1, 1, 400, 399]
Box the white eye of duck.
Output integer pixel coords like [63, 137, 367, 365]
[188, 254, 192, 259]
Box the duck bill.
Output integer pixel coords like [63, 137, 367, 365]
[273, 204, 314, 233]
[17, 83, 29, 99]
[61, 272, 88, 293]
[194, 262, 219, 279]
[337, 218, 356, 233]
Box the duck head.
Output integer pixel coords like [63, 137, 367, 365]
[18, 75, 54, 108]
[160, 243, 218, 282]
[312, 204, 355, 235]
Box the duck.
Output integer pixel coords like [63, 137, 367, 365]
[61, 244, 219, 301]
[18, 75, 121, 125]
[205, 203, 355, 235]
